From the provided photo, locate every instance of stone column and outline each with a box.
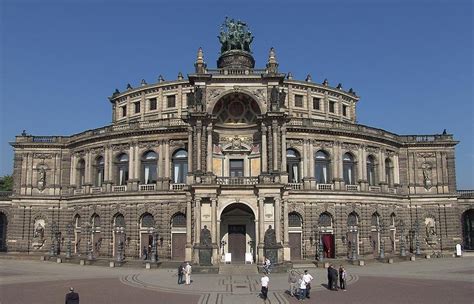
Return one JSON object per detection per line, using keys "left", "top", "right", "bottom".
{"left": 211, "top": 198, "right": 217, "bottom": 243}
{"left": 273, "top": 121, "right": 278, "bottom": 171}
{"left": 134, "top": 143, "right": 140, "bottom": 181}
{"left": 302, "top": 140, "right": 308, "bottom": 178}
{"left": 104, "top": 146, "right": 110, "bottom": 181}
{"left": 195, "top": 198, "right": 201, "bottom": 244}
{"left": 140, "top": 92, "right": 145, "bottom": 121}
{"left": 283, "top": 199, "right": 289, "bottom": 244}
{"left": 281, "top": 127, "right": 287, "bottom": 172}
{"left": 393, "top": 154, "right": 400, "bottom": 184}
{"left": 309, "top": 141, "right": 315, "bottom": 178}
{"left": 128, "top": 145, "right": 134, "bottom": 183}
{"left": 274, "top": 197, "right": 281, "bottom": 244}
{"left": 207, "top": 124, "right": 213, "bottom": 173}
{"left": 258, "top": 197, "right": 265, "bottom": 263}
{"left": 187, "top": 127, "right": 193, "bottom": 173}
{"left": 70, "top": 154, "right": 76, "bottom": 187}
{"left": 379, "top": 149, "right": 385, "bottom": 183}
{"left": 86, "top": 150, "right": 92, "bottom": 184}
{"left": 261, "top": 125, "right": 267, "bottom": 172}
{"left": 185, "top": 200, "right": 192, "bottom": 261}
{"left": 197, "top": 124, "right": 202, "bottom": 171}
{"left": 357, "top": 146, "right": 364, "bottom": 181}
{"left": 165, "top": 141, "right": 170, "bottom": 179}
{"left": 108, "top": 147, "right": 114, "bottom": 185}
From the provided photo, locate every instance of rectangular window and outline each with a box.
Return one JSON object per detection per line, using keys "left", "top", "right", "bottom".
{"left": 121, "top": 106, "right": 127, "bottom": 117}
{"left": 149, "top": 98, "right": 157, "bottom": 111}
{"left": 342, "top": 105, "right": 348, "bottom": 116}
{"left": 167, "top": 95, "right": 176, "bottom": 108}
{"left": 295, "top": 95, "right": 303, "bottom": 107}
{"left": 313, "top": 97, "right": 320, "bottom": 110}
{"left": 134, "top": 102, "right": 140, "bottom": 114}
{"left": 329, "top": 101, "right": 335, "bottom": 113}
{"left": 229, "top": 159, "right": 244, "bottom": 177}
{"left": 186, "top": 93, "right": 193, "bottom": 106}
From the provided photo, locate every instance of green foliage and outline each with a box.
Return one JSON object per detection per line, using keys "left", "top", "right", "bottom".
{"left": 0, "top": 175, "right": 13, "bottom": 191}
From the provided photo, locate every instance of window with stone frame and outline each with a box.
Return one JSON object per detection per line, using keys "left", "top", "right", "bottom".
{"left": 186, "top": 93, "right": 193, "bottom": 107}
{"left": 342, "top": 104, "right": 348, "bottom": 116}
{"left": 141, "top": 213, "right": 155, "bottom": 228}
{"left": 315, "top": 150, "right": 331, "bottom": 184}
{"left": 121, "top": 105, "right": 127, "bottom": 117}
{"left": 329, "top": 101, "right": 335, "bottom": 113}
{"left": 367, "top": 155, "right": 377, "bottom": 186}
{"left": 295, "top": 95, "right": 304, "bottom": 107}
{"left": 149, "top": 98, "right": 157, "bottom": 111}
{"left": 371, "top": 213, "right": 380, "bottom": 227}
{"left": 172, "top": 213, "right": 186, "bottom": 227}
{"left": 313, "top": 97, "right": 320, "bottom": 110}
{"left": 347, "top": 212, "right": 358, "bottom": 226}
{"left": 167, "top": 95, "right": 176, "bottom": 108}
{"left": 115, "top": 214, "right": 125, "bottom": 227}
{"left": 319, "top": 212, "right": 333, "bottom": 227}
{"left": 134, "top": 102, "right": 141, "bottom": 114}
{"left": 288, "top": 212, "right": 302, "bottom": 227}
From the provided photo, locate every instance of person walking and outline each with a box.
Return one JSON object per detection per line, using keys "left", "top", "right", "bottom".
{"left": 261, "top": 273, "right": 270, "bottom": 302}
{"left": 298, "top": 274, "right": 307, "bottom": 300}
{"left": 329, "top": 264, "right": 339, "bottom": 290}
{"left": 302, "top": 270, "right": 314, "bottom": 299}
{"left": 177, "top": 262, "right": 184, "bottom": 285}
{"left": 184, "top": 261, "right": 192, "bottom": 285}
{"left": 288, "top": 269, "right": 299, "bottom": 297}
{"left": 339, "top": 265, "right": 347, "bottom": 291}
{"left": 327, "top": 265, "right": 332, "bottom": 290}
{"left": 65, "top": 287, "right": 79, "bottom": 304}
{"left": 263, "top": 256, "right": 271, "bottom": 274}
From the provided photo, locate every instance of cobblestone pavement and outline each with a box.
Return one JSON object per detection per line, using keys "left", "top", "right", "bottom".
{"left": 0, "top": 257, "right": 472, "bottom": 304}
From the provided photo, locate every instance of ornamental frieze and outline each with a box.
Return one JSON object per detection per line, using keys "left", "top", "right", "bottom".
{"left": 341, "top": 142, "right": 359, "bottom": 151}
{"left": 138, "top": 141, "right": 160, "bottom": 149}
{"left": 170, "top": 140, "right": 185, "bottom": 147}
{"left": 112, "top": 143, "right": 130, "bottom": 151}
{"left": 207, "top": 88, "right": 224, "bottom": 101}
{"left": 312, "top": 140, "right": 334, "bottom": 148}
{"left": 90, "top": 147, "right": 105, "bottom": 154}
{"left": 365, "top": 146, "right": 379, "bottom": 153}
{"left": 33, "top": 153, "right": 54, "bottom": 159}
{"left": 73, "top": 150, "right": 86, "bottom": 157}
{"left": 417, "top": 152, "right": 436, "bottom": 158}
{"left": 386, "top": 150, "right": 397, "bottom": 157}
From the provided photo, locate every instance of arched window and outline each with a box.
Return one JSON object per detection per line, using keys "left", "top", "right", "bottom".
{"left": 91, "top": 214, "right": 101, "bottom": 228}
{"left": 287, "top": 149, "right": 301, "bottom": 183}
{"left": 141, "top": 151, "right": 158, "bottom": 184}
{"left": 172, "top": 150, "right": 188, "bottom": 184}
{"left": 141, "top": 213, "right": 155, "bottom": 228}
{"left": 319, "top": 212, "right": 333, "bottom": 228}
{"left": 343, "top": 153, "right": 356, "bottom": 185}
{"left": 347, "top": 212, "right": 359, "bottom": 227}
{"left": 115, "top": 153, "right": 129, "bottom": 186}
{"left": 94, "top": 156, "right": 105, "bottom": 187}
{"left": 172, "top": 213, "right": 186, "bottom": 227}
{"left": 288, "top": 212, "right": 302, "bottom": 227}
{"left": 367, "top": 155, "right": 377, "bottom": 186}
{"left": 315, "top": 151, "right": 331, "bottom": 184}
{"left": 385, "top": 158, "right": 394, "bottom": 187}
{"left": 371, "top": 212, "right": 380, "bottom": 227}
{"left": 77, "top": 159, "right": 86, "bottom": 188}
{"left": 390, "top": 213, "right": 396, "bottom": 227}
{"left": 114, "top": 214, "right": 125, "bottom": 227}
{"left": 74, "top": 214, "right": 81, "bottom": 228}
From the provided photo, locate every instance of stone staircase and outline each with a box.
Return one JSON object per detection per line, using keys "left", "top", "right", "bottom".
{"left": 218, "top": 264, "right": 258, "bottom": 275}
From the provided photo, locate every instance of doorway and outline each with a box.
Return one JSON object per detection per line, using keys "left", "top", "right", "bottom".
{"left": 321, "top": 234, "right": 335, "bottom": 258}
{"left": 228, "top": 225, "right": 246, "bottom": 262}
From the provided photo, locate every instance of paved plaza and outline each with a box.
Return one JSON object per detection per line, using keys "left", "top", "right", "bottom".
{"left": 0, "top": 257, "right": 473, "bottom": 304}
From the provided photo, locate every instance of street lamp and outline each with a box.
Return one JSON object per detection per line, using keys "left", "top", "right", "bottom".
{"left": 379, "top": 220, "right": 386, "bottom": 259}
{"left": 66, "top": 222, "right": 73, "bottom": 258}
{"left": 150, "top": 227, "right": 158, "bottom": 263}
{"left": 414, "top": 219, "right": 421, "bottom": 255}
{"left": 399, "top": 220, "right": 406, "bottom": 257}
{"left": 115, "top": 226, "right": 125, "bottom": 262}
{"left": 85, "top": 222, "right": 94, "bottom": 261}
{"left": 49, "top": 221, "right": 59, "bottom": 256}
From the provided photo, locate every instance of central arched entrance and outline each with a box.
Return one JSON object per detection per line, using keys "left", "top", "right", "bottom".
{"left": 220, "top": 203, "right": 256, "bottom": 263}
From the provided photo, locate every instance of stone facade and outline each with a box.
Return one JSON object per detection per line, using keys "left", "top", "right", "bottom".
{"left": 1, "top": 23, "right": 473, "bottom": 264}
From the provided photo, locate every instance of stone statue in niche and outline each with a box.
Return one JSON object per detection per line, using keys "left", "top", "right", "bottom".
{"left": 194, "top": 86, "right": 204, "bottom": 112}
{"left": 421, "top": 162, "right": 432, "bottom": 190}
{"left": 424, "top": 217, "right": 437, "bottom": 244}
{"left": 37, "top": 167, "right": 46, "bottom": 190}
{"left": 200, "top": 225, "right": 212, "bottom": 246}
{"left": 264, "top": 225, "right": 277, "bottom": 247}
{"left": 32, "top": 219, "right": 46, "bottom": 249}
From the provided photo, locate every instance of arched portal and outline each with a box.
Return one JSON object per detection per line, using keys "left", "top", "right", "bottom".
{"left": 220, "top": 203, "right": 256, "bottom": 263}
{"left": 0, "top": 212, "right": 7, "bottom": 251}
{"left": 212, "top": 92, "right": 262, "bottom": 126}
{"left": 462, "top": 209, "right": 474, "bottom": 250}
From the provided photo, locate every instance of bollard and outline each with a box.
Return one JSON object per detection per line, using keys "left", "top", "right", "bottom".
{"left": 388, "top": 258, "right": 394, "bottom": 264}
{"left": 425, "top": 254, "right": 431, "bottom": 259}
{"left": 40, "top": 256, "right": 46, "bottom": 261}
{"left": 410, "top": 256, "right": 416, "bottom": 261}
{"left": 145, "top": 262, "right": 151, "bottom": 269}
{"left": 109, "top": 261, "right": 115, "bottom": 268}
{"left": 79, "top": 260, "right": 85, "bottom": 266}
{"left": 56, "top": 258, "right": 62, "bottom": 263}
{"left": 358, "top": 260, "right": 365, "bottom": 266}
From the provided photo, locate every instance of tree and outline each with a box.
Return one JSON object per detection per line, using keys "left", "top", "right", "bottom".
{"left": 0, "top": 175, "right": 13, "bottom": 191}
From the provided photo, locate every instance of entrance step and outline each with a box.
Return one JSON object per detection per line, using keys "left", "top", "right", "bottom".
{"left": 219, "top": 264, "right": 258, "bottom": 275}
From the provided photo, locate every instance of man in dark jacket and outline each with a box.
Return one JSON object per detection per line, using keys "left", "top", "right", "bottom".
{"left": 329, "top": 265, "right": 339, "bottom": 290}
{"left": 65, "top": 287, "right": 79, "bottom": 304}
{"left": 327, "top": 265, "right": 333, "bottom": 290}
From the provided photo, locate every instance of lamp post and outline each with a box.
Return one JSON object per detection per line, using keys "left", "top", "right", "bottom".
{"left": 314, "top": 225, "right": 323, "bottom": 262}
{"left": 399, "top": 220, "right": 406, "bottom": 257}
{"left": 85, "top": 222, "right": 94, "bottom": 261}
{"left": 220, "top": 240, "right": 227, "bottom": 256}
{"left": 414, "top": 219, "right": 421, "bottom": 255}
{"left": 379, "top": 220, "right": 385, "bottom": 259}
{"left": 50, "top": 221, "right": 59, "bottom": 256}
{"left": 66, "top": 223, "right": 73, "bottom": 258}
{"left": 150, "top": 228, "right": 158, "bottom": 263}
{"left": 115, "top": 226, "right": 125, "bottom": 262}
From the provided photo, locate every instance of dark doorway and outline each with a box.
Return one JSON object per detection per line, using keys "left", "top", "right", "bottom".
{"left": 289, "top": 233, "right": 301, "bottom": 260}
{"left": 321, "top": 234, "right": 335, "bottom": 258}
{"left": 228, "top": 225, "right": 246, "bottom": 262}
{"left": 172, "top": 233, "right": 186, "bottom": 260}
{"left": 463, "top": 209, "right": 474, "bottom": 250}
{"left": 0, "top": 213, "right": 6, "bottom": 252}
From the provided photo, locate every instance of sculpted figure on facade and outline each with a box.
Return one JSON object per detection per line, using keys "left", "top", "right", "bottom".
{"left": 421, "top": 162, "right": 432, "bottom": 190}
{"left": 264, "top": 225, "right": 277, "bottom": 246}
{"left": 32, "top": 219, "right": 46, "bottom": 249}
{"left": 218, "top": 17, "right": 254, "bottom": 53}
{"left": 37, "top": 167, "right": 46, "bottom": 190}
{"left": 200, "top": 225, "right": 212, "bottom": 246}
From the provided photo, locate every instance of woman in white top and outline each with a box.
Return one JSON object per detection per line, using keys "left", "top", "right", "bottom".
{"left": 298, "top": 275, "right": 307, "bottom": 300}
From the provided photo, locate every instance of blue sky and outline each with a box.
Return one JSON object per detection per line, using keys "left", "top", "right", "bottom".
{"left": 1, "top": 0, "right": 473, "bottom": 188}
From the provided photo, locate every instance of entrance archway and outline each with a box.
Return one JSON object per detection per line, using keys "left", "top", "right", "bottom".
{"left": 462, "top": 209, "right": 474, "bottom": 250}
{"left": 220, "top": 203, "right": 256, "bottom": 263}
